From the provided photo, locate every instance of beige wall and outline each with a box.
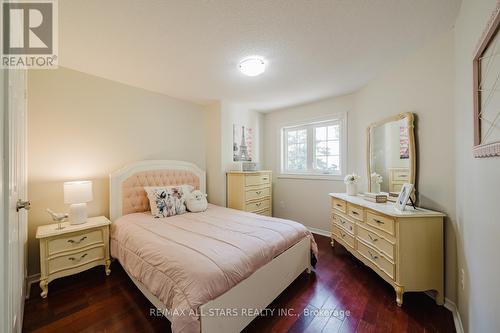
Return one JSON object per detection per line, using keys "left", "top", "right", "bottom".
{"left": 354, "top": 31, "right": 457, "bottom": 304}
{"left": 263, "top": 94, "right": 355, "bottom": 232}
{"left": 263, "top": 31, "right": 457, "bottom": 302}
{"left": 205, "top": 102, "right": 263, "bottom": 206}
{"left": 27, "top": 67, "right": 206, "bottom": 275}
{"left": 454, "top": 0, "right": 500, "bottom": 331}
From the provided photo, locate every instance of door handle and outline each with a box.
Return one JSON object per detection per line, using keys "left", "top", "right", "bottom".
{"left": 16, "top": 199, "right": 31, "bottom": 212}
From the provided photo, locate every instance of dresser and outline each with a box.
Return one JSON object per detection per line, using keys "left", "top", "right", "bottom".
{"left": 329, "top": 193, "right": 445, "bottom": 306}
{"left": 227, "top": 171, "right": 272, "bottom": 216}
{"left": 388, "top": 167, "right": 410, "bottom": 192}
{"left": 36, "top": 216, "right": 111, "bottom": 298}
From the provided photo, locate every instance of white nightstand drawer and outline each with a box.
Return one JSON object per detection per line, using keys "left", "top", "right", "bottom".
{"left": 48, "top": 229, "right": 104, "bottom": 255}
{"left": 37, "top": 216, "right": 111, "bottom": 298}
{"left": 48, "top": 246, "right": 105, "bottom": 275}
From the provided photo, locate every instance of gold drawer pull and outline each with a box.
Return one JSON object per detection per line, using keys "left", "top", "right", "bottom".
{"left": 352, "top": 211, "right": 359, "bottom": 215}
{"left": 68, "top": 236, "right": 87, "bottom": 244}
{"left": 340, "top": 232, "right": 346, "bottom": 238}
{"left": 373, "top": 219, "right": 385, "bottom": 224}
{"left": 68, "top": 253, "right": 88, "bottom": 262}
{"left": 262, "top": 177, "right": 268, "bottom": 181}
{"left": 368, "top": 251, "right": 378, "bottom": 260}
{"left": 368, "top": 234, "right": 378, "bottom": 242}
{"left": 340, "top": 219, "right": 346, "bottom": 224}
{"left": 336, "top": 203, "right": 342, "bottom": 207}
{"left": 256, "top": 202, "right": 262, "bottom": 207}
{"left": 256, "top": 191, "right": 262, "bottom": 195}
{"left": 399, "top": 174, "right": 408, "bottom": 178}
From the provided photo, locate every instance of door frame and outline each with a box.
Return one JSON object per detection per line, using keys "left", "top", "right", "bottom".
{"left": 1, "top": 68, "right": 8, "bottom": 333}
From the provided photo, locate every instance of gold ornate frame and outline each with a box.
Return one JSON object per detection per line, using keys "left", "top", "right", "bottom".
{"left": 366, "top": 112, "right": 416, "bottom": 201}
{"left": 473, "top": 1, "right": 500, "bottom": 158}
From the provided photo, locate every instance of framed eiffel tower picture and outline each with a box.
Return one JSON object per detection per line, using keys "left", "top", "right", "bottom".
{"left": 233, "top": 124, "right": 253, "bottom": 162}
{"left": 473, "top": 1, "right": 500, "bottom": 158}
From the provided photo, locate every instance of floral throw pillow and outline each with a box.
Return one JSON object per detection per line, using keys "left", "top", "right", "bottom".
{"left": 145, "top": 185, "right": 193, "bottom": 218}
{"left": 164, "top": 185, "right": 193, "bottom": 215}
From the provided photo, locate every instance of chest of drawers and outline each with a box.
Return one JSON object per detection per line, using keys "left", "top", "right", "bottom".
{"left": 227, "top": 171, "right": 272, "bottom": 216}
{"left": 329, "top": 193, "right": 445, "bottom": 306}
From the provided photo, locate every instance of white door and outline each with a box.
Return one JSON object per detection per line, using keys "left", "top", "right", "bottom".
{"left": 5, "top": 69, "right": 28, "bottom": 333}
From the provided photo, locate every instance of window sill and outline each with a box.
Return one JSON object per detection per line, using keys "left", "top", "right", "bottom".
{"left": 277, "top": 173, "right": 344, "bottom": 181}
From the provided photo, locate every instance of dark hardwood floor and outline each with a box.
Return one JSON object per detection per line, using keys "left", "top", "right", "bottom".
{"left": 23, "top": 235, "right": 455, "bottom": 333}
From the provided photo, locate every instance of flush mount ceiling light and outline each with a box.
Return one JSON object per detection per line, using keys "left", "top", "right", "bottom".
{"left": 238, "top": 56, "right": 266, "bottom": 76}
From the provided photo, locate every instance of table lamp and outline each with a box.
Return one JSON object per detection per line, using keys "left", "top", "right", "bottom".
{"left": 64, "top": 180, "right": 93, "bottom": 225}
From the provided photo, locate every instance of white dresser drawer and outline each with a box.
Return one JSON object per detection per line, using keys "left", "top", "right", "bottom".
{"left": 332, "top": 225, "right": 355, "bottom": 249}
{"left": 245, "top": 187, "right": 271, "bottom": 202}
{"left": 48, "top": 246, "right": 105, "bottom": 275}
{"left": 48, "top": 229, "right": 104, "bottom": 256}
{"left": 357, "top": 224, "right": 395, "bottom": 260}
{"left": 393, "top": 169, "right": 409, "bottom": 181}
{"left": 347, "top": 203, "right": 364, "bottom": 221}
{"left": 366, "top": 211, "right": 395, "bottom": 236}
{"left": 333, "top": 213, "right": 355, "bottom": 235}
{"left": 245, "top": 173, "right": 271, "bottom": 187}
{"left": 357, "top": 240, "right": 395, "bottom": 280}
{"left": 255, "top": 208, "right": 271, "bottom": 217}
{"left": 332, "top": 198, "right": 347, "bottom": 213}
{"left": 245, "top": 198, "right": 270, "bottom": 212}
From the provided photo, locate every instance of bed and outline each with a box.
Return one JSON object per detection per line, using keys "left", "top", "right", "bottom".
{"left": 109, "top": 160, "right": 317, "bottom": 333}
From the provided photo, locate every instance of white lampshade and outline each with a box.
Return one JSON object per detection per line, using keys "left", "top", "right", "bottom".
{"left": 64, "top": 181, "right": 93, "bottom": 204}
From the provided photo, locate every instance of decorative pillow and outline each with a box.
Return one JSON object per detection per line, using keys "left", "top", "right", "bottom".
{"left": 186, "top": 190, "right": 208, "bottom": 213}
{"left": 145, "top": 185, "right": 193, "bottom": 218}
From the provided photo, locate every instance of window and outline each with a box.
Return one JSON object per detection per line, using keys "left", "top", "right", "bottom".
{"left": 281, "top": 117, "right": 345, "bottom": 177}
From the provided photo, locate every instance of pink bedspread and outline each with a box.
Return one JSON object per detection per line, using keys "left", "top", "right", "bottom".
{"left": 110, "top": 204, "right": 318, "bottom": 333}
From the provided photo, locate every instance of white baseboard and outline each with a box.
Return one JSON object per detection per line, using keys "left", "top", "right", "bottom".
{"left": 26, "top": 273, "right": 40, "bottom": 300}
{"left": 444, "top": 298, "right": 464, "bottom": 333}
{"left": 424, "top": 291, "right": 464, "bottom": 333}
{"left": 307, "top": 227, "right": 330, "bottom": 237}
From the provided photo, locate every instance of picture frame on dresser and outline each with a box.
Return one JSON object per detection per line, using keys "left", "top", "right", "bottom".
{"left": 395, "top": 183, "right": 414, "bottom": 211}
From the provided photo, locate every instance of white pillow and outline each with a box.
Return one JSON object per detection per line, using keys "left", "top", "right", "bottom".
{"left": 145, "top": 185, "right": 193, "bottom": 218}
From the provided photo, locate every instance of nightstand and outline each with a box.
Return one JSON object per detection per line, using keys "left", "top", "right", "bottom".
{"left": 36, "top": 216, "right": 111, "bottom": 298}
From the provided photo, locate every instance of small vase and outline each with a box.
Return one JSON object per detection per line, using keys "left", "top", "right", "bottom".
{"left": 346, "top": 183, "right": 358, "bottom": 196}
{"left": 372, "top": 183, "right": 381, "bottom": 193}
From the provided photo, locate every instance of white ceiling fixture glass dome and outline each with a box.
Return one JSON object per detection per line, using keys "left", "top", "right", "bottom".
{"left": 238, "top": 56, "right": 266, "bottom": 76}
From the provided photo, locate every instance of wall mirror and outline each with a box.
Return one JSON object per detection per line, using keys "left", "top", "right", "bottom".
{"left": 367, "top": 112, "right": 416, "bottom": 199}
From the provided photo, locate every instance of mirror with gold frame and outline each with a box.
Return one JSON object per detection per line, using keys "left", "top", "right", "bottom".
{"left": 367, "top": 112, "right": 416, "bottom": 200}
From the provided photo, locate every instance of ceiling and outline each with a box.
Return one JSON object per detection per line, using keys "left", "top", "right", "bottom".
{"left": 59, "top": 0, "right": 461, "bottom": 112}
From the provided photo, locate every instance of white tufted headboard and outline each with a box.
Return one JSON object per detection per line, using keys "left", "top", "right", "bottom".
{"left": 109, "top": 160, "right": 206, "bottom": 221}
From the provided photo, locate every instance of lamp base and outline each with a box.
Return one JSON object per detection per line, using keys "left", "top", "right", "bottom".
{"left": 69, "top": 203, "right": 88, "bottom": 225}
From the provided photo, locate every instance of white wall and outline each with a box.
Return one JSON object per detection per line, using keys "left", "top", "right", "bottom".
{"left": 204, "top": 102, "right": 224, "bottom": 206}
{"left": 27, "top": 67, "right": 206, "bottom": 275}
{"left": 263, "top": 31, "right": 457, "bottom": 302}
{"left": 263, "top": 94, "right": 355, "bottom": 232}
{"left": 205, "top": 102, "right": 263, "bottom": 206}
{"left": 454, "top": 0, "right": 500, "bottom": 331}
